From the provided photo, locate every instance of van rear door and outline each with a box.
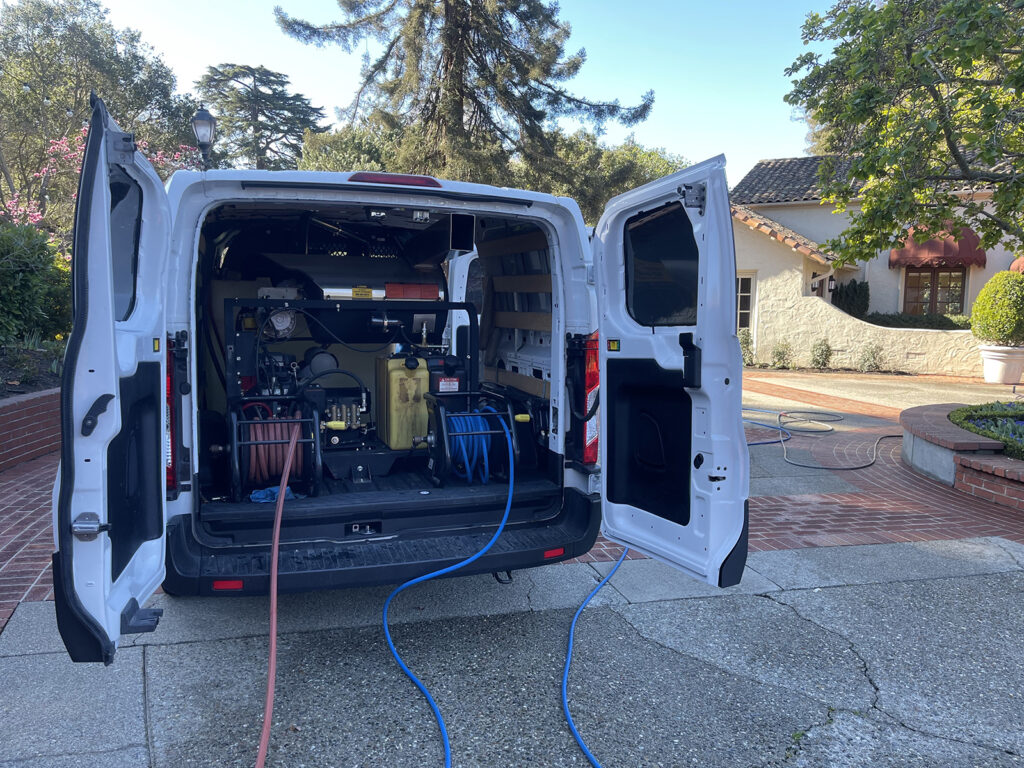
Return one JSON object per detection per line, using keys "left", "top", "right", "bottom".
{"left": 53, "top": 95, "right": 172, "bottom": 663}
{"left": 592, "top": 156, "right": 748, "bottom": 587}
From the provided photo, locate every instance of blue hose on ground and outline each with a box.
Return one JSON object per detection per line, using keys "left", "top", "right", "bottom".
{"left": 562, "top": 546, "right": 630, "bottom": 768}
{"left": 382, "top": 408, "right": 513, "bottom": 768}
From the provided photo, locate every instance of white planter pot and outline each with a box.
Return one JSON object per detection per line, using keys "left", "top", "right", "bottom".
{"left": 978, "top": 344, "right": 1024, "bottom": 384}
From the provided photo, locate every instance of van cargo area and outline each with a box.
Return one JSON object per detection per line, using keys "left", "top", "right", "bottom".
{"left": 191, "top": 201, "right": 568, "bottom": 549}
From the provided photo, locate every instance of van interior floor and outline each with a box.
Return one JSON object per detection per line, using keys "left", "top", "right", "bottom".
{"left": 198, "top": 466, "right": 561, "bottom": 544}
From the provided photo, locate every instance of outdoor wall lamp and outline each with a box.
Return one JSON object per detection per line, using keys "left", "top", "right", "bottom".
{"left": 828, "top": 275, "right": 837, "bottom": 292}
{"left": 190, "top": 105, "right": 216, "bottom": 169}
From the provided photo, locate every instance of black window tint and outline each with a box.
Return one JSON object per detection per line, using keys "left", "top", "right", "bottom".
{"left": 624, "top": 201, "right": 699, "bottom": 326}
{"left": 109, "top": 166, "right": 142, "bottom": 321}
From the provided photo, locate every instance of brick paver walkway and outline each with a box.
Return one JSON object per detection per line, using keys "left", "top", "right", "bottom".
{"left": 4, "top": 377, "right": 1024, "bottom": 633}
{"left": 0, "top": 453, "right": 57, "bottom": 628}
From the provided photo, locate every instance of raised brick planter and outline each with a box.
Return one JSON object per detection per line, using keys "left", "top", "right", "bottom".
{"left": 899, "top": 403, "right": 1003, "bottom": 486}
{"left": 955, "top": 454, "right": 1024, "bottom": 511}
{"left": 0, "top": 388, "right": 61, "bottom": 472}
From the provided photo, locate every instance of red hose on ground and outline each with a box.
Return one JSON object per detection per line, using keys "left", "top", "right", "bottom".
{"left": 255, "top": 423, "right": 300, "bottom": 768}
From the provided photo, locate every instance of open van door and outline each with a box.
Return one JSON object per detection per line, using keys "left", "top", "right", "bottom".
{"left": 592, "top": 155, "right": 748, "bottom": 587}
{"left": 53, "top": 95, "right": 172, "bottom": 663}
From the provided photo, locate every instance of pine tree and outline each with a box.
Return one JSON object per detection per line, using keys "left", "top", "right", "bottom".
{"left": 196, "top": 64, "right": 327, "bottom": 170}
{"left": 274, "top": 0, "right": 654, "bottom": 180}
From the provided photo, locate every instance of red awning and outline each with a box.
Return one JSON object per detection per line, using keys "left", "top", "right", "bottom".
{"left": 889, "top": 226, "right": 986, "bottom": 268}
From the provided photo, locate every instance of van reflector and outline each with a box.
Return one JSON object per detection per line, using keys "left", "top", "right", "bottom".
{"left": 543, "top": 547, "right": 565, "bottom": 559}
{"left": 166, "top": 341, "right": 176, "bottom": 491}
{"left": 385, "top": 282, "right": 440, "bottom": 299}
{"left": 349, "top": 171, "right": 442, "bottom": 188}
{"left": 212, "top": 579, "right": 244, "bottom": 591}
{"left": 583, "top": 331, "right": 600, "bottom": 466}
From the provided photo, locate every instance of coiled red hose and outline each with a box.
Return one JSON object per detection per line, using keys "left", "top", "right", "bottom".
{"left": 246, "top": 413, "right": 304, "bottom": 487}
{"left": 254, "top": 423, "right": 300, "bottom": 768}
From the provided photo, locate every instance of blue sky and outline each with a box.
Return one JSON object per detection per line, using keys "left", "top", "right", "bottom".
{"left": 98, "top": 0, "right": 834, "bottom": 186}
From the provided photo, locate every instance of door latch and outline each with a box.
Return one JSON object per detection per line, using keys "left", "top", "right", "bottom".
{"left": 678, "top": 182, "right": 706, "bottom": 216}
{"left": 71, "top": 512, "right": 110, "bottom": 541}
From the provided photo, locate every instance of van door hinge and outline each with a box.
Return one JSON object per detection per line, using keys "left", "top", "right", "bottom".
{"left": 106, "top": 130, "right": 136, "bottom": 165}
{"left": 71, "top": 512, "right": 110, "bottom": 541}
{"left": 679, "top": 183, "right": 706, "bottom": 216}
{"left": 586, "top": 264, "right": 595, "bottom": 285}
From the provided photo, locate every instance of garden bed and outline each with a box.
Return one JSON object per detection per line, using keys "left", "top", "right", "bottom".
{"left": 949, "top": 402, "right": 1024, "bottom": 460}
{"left": 0, "top": 346, "right": 62, "bottom": 400}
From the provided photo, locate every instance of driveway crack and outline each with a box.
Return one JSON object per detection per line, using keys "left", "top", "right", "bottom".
{"left": 765, "top": 594, "right": 1021, "bottom": 759}
{"left": 993, "top": 538, "right": 1024, "bottom": 570}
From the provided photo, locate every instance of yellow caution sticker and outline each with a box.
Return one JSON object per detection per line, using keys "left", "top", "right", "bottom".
{"left": 352, "top": 286, "right": 373, "bottom": 299}
{"left": 153, "top": 338, "right": 160, "bottom": 353}
{"left": 607, "top": 339, "right": 620, "bottom": 352}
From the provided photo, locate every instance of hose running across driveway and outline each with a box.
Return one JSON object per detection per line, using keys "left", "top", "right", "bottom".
{"left": 743, "top": 407, "right": 901, "bottom": 471}
{"left": 254, "top": 423, "right": 300, "bottom": 768}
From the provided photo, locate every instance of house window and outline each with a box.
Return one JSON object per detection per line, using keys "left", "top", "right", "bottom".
{"left": 903, "top": 267, "right": 966, "bottom": 315}
{"left": 736, "top": 273, "right": 755, "bottom": 330}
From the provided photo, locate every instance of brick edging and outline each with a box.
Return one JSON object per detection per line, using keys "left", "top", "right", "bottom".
{"left": 0, "top": 387, "right": 61, "bottom": 472}
{"left": 899, "top": 403, "right": 1004, "bottom": 452}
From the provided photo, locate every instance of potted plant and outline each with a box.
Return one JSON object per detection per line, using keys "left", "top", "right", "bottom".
{"left": 971, "top": 270, "right": 1024, "bottom": 384}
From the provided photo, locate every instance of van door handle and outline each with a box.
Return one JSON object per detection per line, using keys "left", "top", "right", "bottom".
{"left": 678, "top": 333, "right": 701, "bottom": 389}
{"left": 81, "top": 393, "right": 115, "bottom": 436}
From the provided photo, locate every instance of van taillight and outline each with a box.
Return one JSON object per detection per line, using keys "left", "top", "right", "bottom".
{"left": 583, "top": 331, "right": 600, "bottom": 465}
{"left": 166, "top": 340, "right": 176, "bottom": 491}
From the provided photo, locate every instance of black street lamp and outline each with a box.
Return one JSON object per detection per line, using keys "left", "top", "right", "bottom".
{"left": 190, "top": 105, "right": 216, "bottom": 169}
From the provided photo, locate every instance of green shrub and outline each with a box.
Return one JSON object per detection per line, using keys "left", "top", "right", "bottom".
{"left": 949, "top": 401, "right": 1024, "bottom": 460}
{"left": 864, "top": 312, "right": 970, "bottom": 330}
{"left": 858, "top": 342, "right": 884, "bottom": 372}
{"left": 738, "top": 328, "right": 754, "bottom": 366}
{"left": 831, "top": 278, "right": 870, "bottom": 318}
{"left": 971, "top": 271, "right": 1024, "bottom": 346}
{"left": 0, "top": 221, "right": 60, "bottom": 344}
{"left": 810, "top": 338, "right": 832, "bottom": 369}
{"left": 770, "top": 341, "right": 793, "bottom": 369}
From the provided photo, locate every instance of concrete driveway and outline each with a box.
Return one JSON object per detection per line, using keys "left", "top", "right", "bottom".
{"left": 1, "top": 536, "right": 1023, "bottom": 767}
{"left": 3, "top": 371, "right": 1024, "bottom": 766}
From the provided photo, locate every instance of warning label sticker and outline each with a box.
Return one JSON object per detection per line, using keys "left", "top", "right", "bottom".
{"left": 438, "top": 377, "right": 460, "bottom": 392}
{"left": 352, "top": 286, "right": 373, "bottom": 298}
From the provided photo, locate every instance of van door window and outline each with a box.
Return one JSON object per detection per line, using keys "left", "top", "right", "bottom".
{"left": 109, "top": 166, "right": 143, "bottom": 320}
{"left": 624, "top": 201, "right": 699, "bottom": 327}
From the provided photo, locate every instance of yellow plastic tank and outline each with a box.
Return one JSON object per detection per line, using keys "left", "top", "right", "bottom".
{"left": 376, "top": 356, "right": 429, "bottom": 450}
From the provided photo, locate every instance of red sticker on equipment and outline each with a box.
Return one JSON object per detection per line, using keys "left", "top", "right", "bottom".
{"left": 438, "top": 377, "right": 459, "bottom": 392}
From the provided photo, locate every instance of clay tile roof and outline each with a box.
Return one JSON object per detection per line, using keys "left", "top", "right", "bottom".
{"left": 731, "top": 204, "right": 832, "bottom": 265}
{"left": 730, "top": 156, "right": 854, "bottom": 205}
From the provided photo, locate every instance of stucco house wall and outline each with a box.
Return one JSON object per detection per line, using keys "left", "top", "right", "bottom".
{"left": 744, "top": 198, "right": 1017, "bottom": 317}
{"left": 734, "top": 220, "right": 982, "bottom": 376}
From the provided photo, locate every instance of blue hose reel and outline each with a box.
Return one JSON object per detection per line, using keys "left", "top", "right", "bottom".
{"left": 422, "top": 392, "right": 520, "bottom": 485}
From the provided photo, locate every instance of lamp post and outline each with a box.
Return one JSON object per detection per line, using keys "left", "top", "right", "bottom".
{"left": 190, "top": 105, "right": 216, "bottom": 170}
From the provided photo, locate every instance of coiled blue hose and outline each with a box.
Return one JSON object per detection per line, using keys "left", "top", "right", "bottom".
{"left": 382, "top": 408, "right": 513, "bottom": 768}
{"left": 562, "top": 546, "right": 630, "bottom": 767}
{"left": 447, "top": 413, "right": 492, "bottom": 484}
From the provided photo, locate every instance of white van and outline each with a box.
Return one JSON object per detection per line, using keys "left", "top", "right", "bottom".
{"left": 53, "top": 96, "right": 748, "bottom": 663}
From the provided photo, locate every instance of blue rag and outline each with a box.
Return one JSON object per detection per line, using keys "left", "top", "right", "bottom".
{"left": 249, "top": 486, "right": 304, "bottom": 503}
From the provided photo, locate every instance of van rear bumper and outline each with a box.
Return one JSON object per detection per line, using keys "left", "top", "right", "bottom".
{"left": 163, "top": 488, "right": 600, "bottom": 596}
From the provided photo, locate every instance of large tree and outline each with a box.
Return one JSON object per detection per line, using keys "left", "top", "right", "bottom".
{"left": 786, "top": 0, "right": 1024, "bottom": 263}
{"left": 0, "top": 0, "right": 197, "bottom": 222}
{"left": 196, "top": 64, "right": 327, "bottom": 170}
{"left": 275, "top": 0, "right": 654, "bottom": 181}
